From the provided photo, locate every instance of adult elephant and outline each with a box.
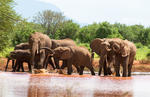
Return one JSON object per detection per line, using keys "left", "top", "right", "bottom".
{"left": 29, "top": 32, "right": 52, "bottom": 69}
{"left": 90, "top": 38, "right": 113, "bottom": 76}
{"left": 109, "top": 39, "right": 136, "bottom": 77}
{"left": 47, "top": 39, "right": 76, "bottom": 69}
{"left": 41, "top": 46, "right": 95, "bottom": 75}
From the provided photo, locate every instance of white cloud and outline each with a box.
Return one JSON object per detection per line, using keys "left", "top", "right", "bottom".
{"left": 38, "top": 0, "right": 150, "bottom": 26}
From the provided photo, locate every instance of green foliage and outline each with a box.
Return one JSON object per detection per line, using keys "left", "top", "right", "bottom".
{"left": 96, "top": 22, "right": 123, "bottom": 39}
{"left": 12, "top": 19, "right": 43, "bottom": 46}
{"left": 78, "top": 23, "right": 99, "bottom": 43}
{"left": 56, "top": 20, "right": 79, "bottom": 40}
{"left": 0, "top": 0, "right": 19, "bottom": 51}
{"left": 135, "top": 46, "right": 150, "bottom": 60}
{"left": 0, "top": 47, "right": 14, "bottom": 58}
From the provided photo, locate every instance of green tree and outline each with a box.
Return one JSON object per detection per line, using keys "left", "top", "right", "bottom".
{"left": 56, "top": 20, "right": 79, "bottom": 40}
{"left": 96, "top": 22, "right": 123, "bottom": 39}
{"left": 0, "top": 0, "right": 19, "bottom": 51}
{"left": 78, "top": 23, "right": 99, "bottom": 43}
{"left": 33, "top": 10, "right": 65, "bottom": 38}
{"left": 12, "top": 19, "right": 43, "bottom": 45}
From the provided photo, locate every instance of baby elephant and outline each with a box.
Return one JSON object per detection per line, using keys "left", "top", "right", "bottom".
{"left": 9, "top": 49, "right": 31, "bottom": 72}
{"left": 42, "top": 46, "right": 95, "bottom": 75}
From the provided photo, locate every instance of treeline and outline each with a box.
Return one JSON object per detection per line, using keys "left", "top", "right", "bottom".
{"left": 1, "top": 0, "right": 150, "bottom": 52}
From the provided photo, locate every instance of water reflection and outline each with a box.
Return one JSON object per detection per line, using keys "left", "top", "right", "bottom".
{"left": 0, "top": 72, "right": 150, "bottom": 97}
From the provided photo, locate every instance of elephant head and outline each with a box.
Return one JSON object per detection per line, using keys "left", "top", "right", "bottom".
{"left": 41, "top": 47, "right": 73, "bottom": 60}
{"left": 111, "top": 39, "right": 130, "bottom": 57}
{"left": 90, "top": 38, "right": 111, "bottom": 56}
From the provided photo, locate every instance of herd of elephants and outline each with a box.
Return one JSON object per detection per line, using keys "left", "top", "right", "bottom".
{"left": 5, "top": 32, "right": 136, "bottom": 77}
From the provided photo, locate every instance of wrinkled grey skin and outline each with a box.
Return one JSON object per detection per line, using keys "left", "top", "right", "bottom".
{"left": 42, "top": 46, "right": 95, "bottom": 75}
{"left": 29, "top": 32, "right": 52, "bottom": 69}
{"left": 108, "top": 38, "right": 136, "bottom": 77}
{"left": 47, "top": 39, "right": 76, "bottom": 69}
{"left": 90, "top": 38, "right": 113, "bottom": 76}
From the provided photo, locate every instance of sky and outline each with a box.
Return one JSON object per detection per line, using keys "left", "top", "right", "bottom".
{"left": 14, "top": 0, "right": 150, "bottom": 27}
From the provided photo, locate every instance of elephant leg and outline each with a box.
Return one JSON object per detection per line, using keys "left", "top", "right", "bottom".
{"left": 43, "top": 55, "right": 49, "bottom": 68}
{"left": 21, "top": 62, "right": 24, "bottom": 72}
{"left": 128, "top": 64, "right": 132, "bottom": 77}
{"left": 28, "top": 62, "right": 32, "bottom": 72}
{"left": 128, "top": 59, "right": 134, "bottom": 77}
{"left": 79, "top": 66, "right": 84, "bottom": 75}
{"left": 114, "top": 57, "right": 120, "bottom": 77}
{"left": 86, "top": 64, "right": 95, "bottom": 75}
{"left": 107, "top": 67, "right": 112, "bottom": 75}
{"left": 74, "top": 65, "right": 80, "bottom": 73}
{"left": 122, "top": 56, "right": 129, "bottom": 77}
{"left": 13, "top": 60, "right": 18, "bottom": 72}
{"left": 54, "top": 58, "right": 60, "bottom": 69}
{"left": 48, "top": 57, "right": 56, "bottom": 70}
{"left": 103, "top": 60, "right": 108, "bottom": 76}
{"left": 5, "top": 58, "right": 10, "bottom": 71}
{"left": 17, "top": 61, "right": 21, "bottom": 72}
{"left": 98, "top": 59, "right": 103, "bottom": 76}
{"left": 12, "top": 60, "right": 15, "bottom": 69}
{"left": 67, "top": 60, "right": 72, "bottom": 75}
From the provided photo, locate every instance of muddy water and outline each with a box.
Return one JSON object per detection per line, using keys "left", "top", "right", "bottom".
{"left": 0, "top": 72, "right": 150, "bottom": 97}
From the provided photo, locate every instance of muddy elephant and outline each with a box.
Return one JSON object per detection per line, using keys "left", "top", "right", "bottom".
{"left": 29, "top": 32, "right": 52, "bottom": 69}
{"left": 5, "top": 42, "right": 30, "bottom": 71}
{"left": 14, "top": 42, "right": 30, "bottom": 50}
{"left": 90, "top": 38, "right": 113, "bottom": 76}
{"left": 5, "top": 49, "right": 31, "bottom": 72}
{"left": 108, "top": 39, "right": 136, "bottom": 77}
{"left": 41, "top": 46, "right": 95, "bottom": 75}
{"left": 46, "top": 39, "right": 77, "bottom": 69}
{"left": 5, "top": 49, "right": 56, "bottom": 72}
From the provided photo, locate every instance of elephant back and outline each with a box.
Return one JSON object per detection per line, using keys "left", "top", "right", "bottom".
{"left": 51, "top": 39, "right": 76, "bottom": 49}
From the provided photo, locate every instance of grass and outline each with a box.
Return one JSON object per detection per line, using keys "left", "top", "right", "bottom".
{"left": 135, "top": 46, "right": 150, "bottom": 60}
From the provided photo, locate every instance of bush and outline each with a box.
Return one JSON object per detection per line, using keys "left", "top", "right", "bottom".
{"left": 135, "top": 43, "right": 144, "bottom": 48}
{"left": 135, "top": 46, "right": 150, "bottom": 60}
{"left": 0, "top": 47, "right": 14, "bottom": 58}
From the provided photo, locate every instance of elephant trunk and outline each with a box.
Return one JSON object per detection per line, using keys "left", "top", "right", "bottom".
{"left": 30, "top": 42, "right": 38, "bottom": 68}
{"left": 40, "top": 47, "right": 54, "bottom": 55}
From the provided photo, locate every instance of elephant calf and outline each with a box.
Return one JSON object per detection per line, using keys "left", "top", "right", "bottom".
{"left": 42, "top": 46, "right": 95, "bottom": 75}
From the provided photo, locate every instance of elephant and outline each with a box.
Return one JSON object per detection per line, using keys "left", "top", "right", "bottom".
{"left": 14, "top": 42, "right": 30, "bottom": 50}
{"left": 45, "top": 39, "right": 77, "bottom": 69}
{"left": 90, "top": 38, "right": 113, "bottom": 76}
{"left": 6, "top": 49, "right": 32, "bottom": 72}
{"left": 5, "top": 49, "right": 56, "bottom": 72}
{"left": 41, "top": 46, "right": 95, "bottom": 75}
{"left": 29, "top": 32, "right": 52, "bottom": 69}
{"left": 108, "top": 38, "right": 136, "bottom": 77}
{"left": 5, "top": 42, "right": 30, "bottom": 71}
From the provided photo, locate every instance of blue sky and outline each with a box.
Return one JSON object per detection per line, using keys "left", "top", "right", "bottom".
{"left": 14, "top": 0, "right": 150, "bottom": 27}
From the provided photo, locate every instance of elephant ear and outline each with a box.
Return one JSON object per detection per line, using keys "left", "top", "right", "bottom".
{"left": 60, "top": 47, "right": 72, "bottom": 60}
{"left": 90, "top": 38, "right": 105, "bottom": 55}
{"left": 121, "top": 46, "right": 130, "bottom": 57}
